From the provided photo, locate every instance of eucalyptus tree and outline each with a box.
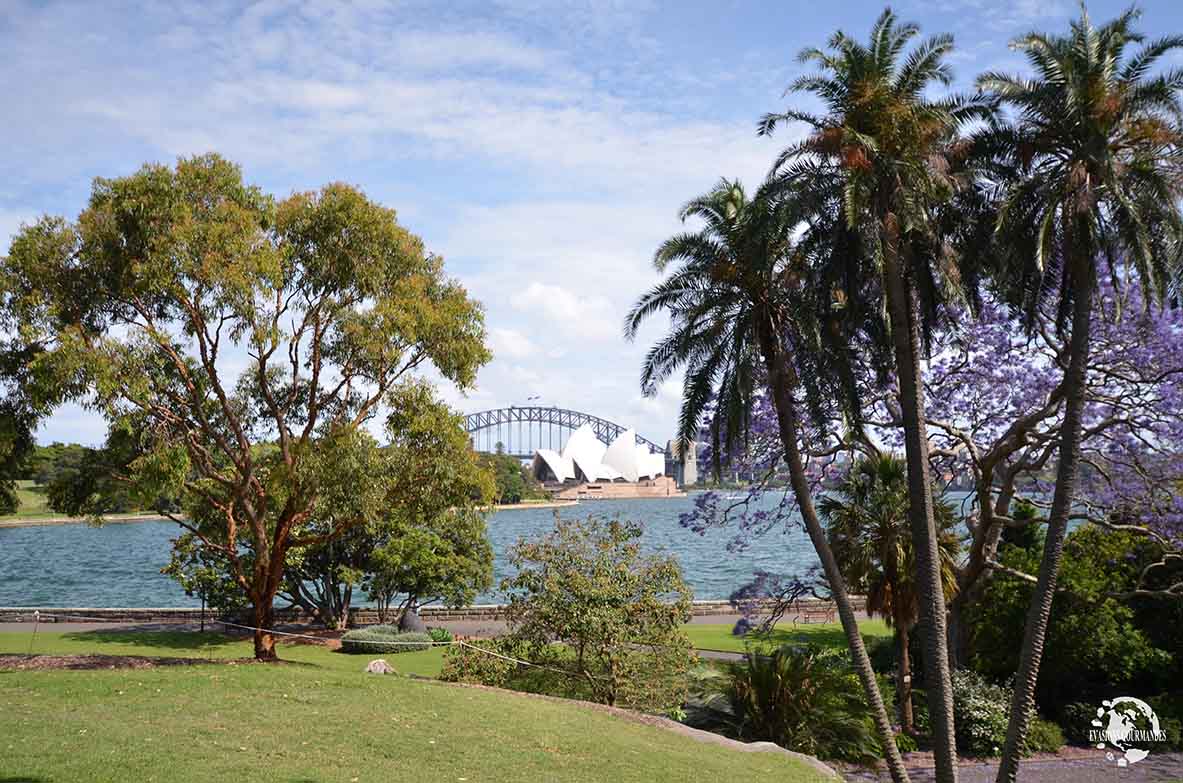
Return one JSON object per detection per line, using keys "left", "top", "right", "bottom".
{"left": 1, "top": 154, "right": 489, "bottom": 659}
{"left": 975, "top": 9, "right": 1183, "bottom": 779}
{"left": 758, "top": 11, "right": 992, "bottom": 779}
{"left": 626, "top": 179, "right": 912, "bottom": 783}
{"left": 821, "top": 452, "right": 961, "bottom": 734}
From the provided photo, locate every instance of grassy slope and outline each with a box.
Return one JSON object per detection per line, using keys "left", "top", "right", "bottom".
{"left": 684, "top": 618, "right": 891, "bottom": 653}
{"left": 0, "top": 480, "right": 150, "bottom": 522}
{"left": 0, "top": 631, "right": 834, "bottom": 782}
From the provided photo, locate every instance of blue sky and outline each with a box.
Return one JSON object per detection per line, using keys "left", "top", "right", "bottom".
{"left": 2, "top": 0, "right": 1178, "bottom": 446}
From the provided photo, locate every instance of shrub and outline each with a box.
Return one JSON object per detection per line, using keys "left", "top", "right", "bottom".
{"left": 969, "top": 527, "right": 1176, "bottom": 716}
{"left": 427, "top": 627, "right": 454, "bottom": 643}
{"left": 1060, "top": 702, "right": 1096, "bottom": 745}
{"left": 340, "top": 627, "right": 432, "bottom": 654}
{"left": 440, "top": 638, "right": 524, "bottom": 687}
{"left": 894, "top": 732, "right": 918, "bottom": 753}
{"left": 951, "top": 670, "right": 1011, "bottom": 757}
{"left": 1024, "top": 717, "right": 1065, "bottom": 754}
{"left": 1147, "top": 693, "right": 1183, "bottom": 751}
{"left": 723, "top": 645, "right": 881, "bottom": 763}
{"left": 501, "top": 517, "right": 695, "bottom": 714}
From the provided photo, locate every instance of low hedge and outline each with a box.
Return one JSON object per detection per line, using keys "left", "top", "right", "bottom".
{"left": 340, "top": 626, "right": 433, "bottom": 654}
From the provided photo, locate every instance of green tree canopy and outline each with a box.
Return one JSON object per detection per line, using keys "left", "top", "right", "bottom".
{"left": 1, "top": 154, "right": 489, "bottom": 658}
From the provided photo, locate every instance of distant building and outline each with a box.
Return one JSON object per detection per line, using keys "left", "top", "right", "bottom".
{"left": 665, "top": 439, "right": 698, "bottom": 487}
{"left": 531, "top": 423, "right": 665, "bottom": 484}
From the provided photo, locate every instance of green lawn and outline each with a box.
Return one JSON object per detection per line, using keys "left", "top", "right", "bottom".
{"left": 0, "top": 628, "right": 448, "bottom": 676}
{"left": 684, "top": 619, "right": 891, "bottom": 653}
{"left": 0, "top": 479, "right": 150, "bottom": 522}
{"left": 0, "top": 630, "right": 835, "bottom": 782}
{"left": 2, "top": 479, "right": 53, "bottom": 519}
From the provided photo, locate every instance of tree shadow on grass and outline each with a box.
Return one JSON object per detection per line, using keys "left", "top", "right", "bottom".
{"left": 753, "top": 625, "right": 852, "bottom": 649}
{"left": 58, "top": 628, "right": 243, "bottom": 656}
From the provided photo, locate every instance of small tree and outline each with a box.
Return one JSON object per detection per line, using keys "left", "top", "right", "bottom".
{"left": 502, "top": 516, "right": 695, "bottom": 713}
{"left": 821, "top": 453, "right": 961, "bottom": 733}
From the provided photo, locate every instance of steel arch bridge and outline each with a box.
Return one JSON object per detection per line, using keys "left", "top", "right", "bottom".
{"left": 464, "top": 406, "right": 665, "bottom": 459}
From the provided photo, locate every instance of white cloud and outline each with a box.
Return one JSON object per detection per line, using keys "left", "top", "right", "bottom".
{"left": 511, "top": 282, "right": 619, "bottom": 342}
{"left": 488, "top": 327, "right": 537, "bottom": 360}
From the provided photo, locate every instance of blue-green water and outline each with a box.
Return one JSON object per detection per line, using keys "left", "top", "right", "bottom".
{"left": 0, "top": 493, "right": 823, "bottom": 607}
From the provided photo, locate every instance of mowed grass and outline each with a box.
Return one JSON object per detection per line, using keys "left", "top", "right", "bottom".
{"left": 683, "top": 618, "right": 891, "bottom": 653}
{"left": 0, "top": 630, "right": 836, "bottom": 782}
{"left": 0, "top": 629, "right": 447, "bottom": 677}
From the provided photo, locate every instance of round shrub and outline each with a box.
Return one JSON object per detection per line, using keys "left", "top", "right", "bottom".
{"left": 427, "top": 627, "right": 454, "bottom": 643}
{"left": 1024, "top": 717, "right": 1065, "bottom": 754}
{"left": 340, "top": 627, "right": 432, "bottom": 654}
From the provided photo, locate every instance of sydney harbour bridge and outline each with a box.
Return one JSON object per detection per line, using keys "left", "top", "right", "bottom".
{"left": 463, "top": 406, "right": 665, "bottom": 460}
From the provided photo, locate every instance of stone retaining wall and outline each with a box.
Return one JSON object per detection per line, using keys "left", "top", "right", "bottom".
{"left": 0, "top": 597, "right": 858, "bottom": 626}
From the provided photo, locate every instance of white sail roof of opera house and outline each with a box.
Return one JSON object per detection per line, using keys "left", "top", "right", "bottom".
{"left": 532, "top": 424, "right": 664, "bottom": 483}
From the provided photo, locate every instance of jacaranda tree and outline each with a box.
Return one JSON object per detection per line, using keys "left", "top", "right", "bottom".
{"left": 976, "top": 8, "right": 1183, "bottom": 777}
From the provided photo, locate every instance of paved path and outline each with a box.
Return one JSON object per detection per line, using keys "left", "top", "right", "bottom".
{"left": 842, "top": 753, "right": 1183, "bottom": 782}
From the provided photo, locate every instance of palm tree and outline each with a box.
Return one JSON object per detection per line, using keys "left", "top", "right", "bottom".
{"left": 976, "top": 9, "right": 1183, "bottom": 781}
{"left": 759, "top": 11, "right": 992, "bottom": 780}
{"left": 820, "top": 452, "right": 961, "bottom": 733}
{"left": 625, "top": 179, "right": 913, "bottom": 783}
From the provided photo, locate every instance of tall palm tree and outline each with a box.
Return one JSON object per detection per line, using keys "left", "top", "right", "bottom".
{"left": 821, "top": 452, "right": 961, "bottom": 734}
{"left": 976, "top": 9, "right": 1183, "bottom": 781}
{"left": 626, "top": 179, "right": 913, "bottom": 783}
{"left": 759, "top": 11, "right": 992, "bottom": 780}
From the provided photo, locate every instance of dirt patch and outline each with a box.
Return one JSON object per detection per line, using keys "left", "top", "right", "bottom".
{"left": 0, "top": 653, "right": 259, "bottom": 671}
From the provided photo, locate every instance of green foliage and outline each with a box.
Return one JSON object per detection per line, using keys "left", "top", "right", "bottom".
{"left": 440, "top": 637, "right": 533, "bottom": 689}
{"left": 1147, "top": 694, "right": 1183, "bottom": 751}
{"left": 427, "top": 627, "right": 453, "bottom": 643}
{"left": 339, "top": 627, "right": 432, "bottom": 654}
{"left": 969, "top": 526, "right": 1177, "bottom": 714}
{"left": 479, "top": 448, "right": 544, "bottom": 504}
{"left": 893, "top": 732, "right": 918, "bottom": 753}
{"left": 721, "top": 645, "right": 881, "bottom": 763}
{"left": 362, "top": 381, "right": 495, "bottom": 622}
{"left": 950, "top": 669, "right": 1011, "bottom": 758}
{"left": 1024, "top": 717, "right": 1065, "bottom": 754}
{"left": 822, "top": 452, "right": 961, "bottom": 626}
{"left": 161, "top": 532, "right": 250, "bottom": 615}
{"left": 1, "top": 154, "right": 489, "bottom": 658}
{"left": 501, "top": 516, "right": 695, "bottom": 714}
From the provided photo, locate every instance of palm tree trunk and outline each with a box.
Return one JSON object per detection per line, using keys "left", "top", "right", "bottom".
{"left": 757, "top": 321, "right": 911, "bottom": 783}
{"left": 897, "top": 613, "right": 915, "bottom": 734}
{"left": 995, "top": 269, "right": 1094, "bottom": 783}
{"left": 883, "top": 252, "right": 958, "bottom": 783}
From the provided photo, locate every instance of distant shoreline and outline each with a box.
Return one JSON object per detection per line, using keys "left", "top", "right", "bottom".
{"left": 0, "top": 502, "right": 583, "bottom": 528}
{"left": 0, "top": 514, "right": 165, "bottom": 529}
{"left": 485, "top": 500, "right": 579, "bottom": 511}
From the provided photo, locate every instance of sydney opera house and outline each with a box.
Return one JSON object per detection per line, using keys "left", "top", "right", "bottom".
{"left": 531, "top": 424, "right": 682, "bottom": 499}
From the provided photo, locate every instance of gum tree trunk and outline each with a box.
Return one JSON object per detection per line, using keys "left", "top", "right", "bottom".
{"left": 883, "top": 250, "right": 958, "bottom": 783}
{"left": 253, "top": 599, "right": 278, "bottom": 661}
{"left": 758, "top": 320, "right": 911, "bottom": 783}
{"left": 995, "top": 268, "right": 1094, "bottom": 783}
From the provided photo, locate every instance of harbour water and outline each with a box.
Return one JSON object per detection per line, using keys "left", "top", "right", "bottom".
{"left": 0, "top": 493, "right": 822, "bottom": 607}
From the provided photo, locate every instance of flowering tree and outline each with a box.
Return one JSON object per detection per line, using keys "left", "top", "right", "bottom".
{"left": 688, "top": 279, "right": 1183, "bottom": 662}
